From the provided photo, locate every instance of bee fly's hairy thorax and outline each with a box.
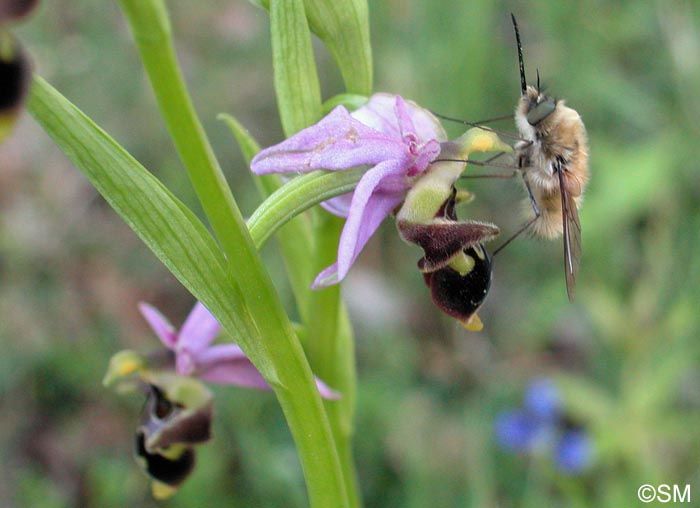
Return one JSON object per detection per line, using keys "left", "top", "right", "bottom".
{"left": 515, "top": 89, "right": 586, "bottom": 194}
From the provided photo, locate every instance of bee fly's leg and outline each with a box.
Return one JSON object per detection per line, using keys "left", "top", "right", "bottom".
{"left": 432, "top": 157, "right": 520, "bottom": 179}
{"left": 483, "top": 152, "right": 508, "bottom": 164}
{"left": 471, "top": 113, "right": 515, "bottom": 125}
{"left": 493, "top": 175, "right": 540, "bottom": 256}
{"left": 430, "top": 112, "right": 530, "bottom": 143}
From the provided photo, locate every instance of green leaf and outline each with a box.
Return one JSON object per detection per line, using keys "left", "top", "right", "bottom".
{"left": 221, "top": 115, "right": 361, "bottom": 508}
{"left": 217, "top": 112, "right": 261, "bottom": 164}
{"left": 321, "top": 93, "right": 368, "bottom": 115}
{"left": 270, "top": 0, "right": 323, "bottom": 136}
{"left": 247, "top": 168, "right": 365, "bottom": 248}
{"left": 26, "top": 77, "right": 267, "bottom": 376}
{"left": 303, "top": 0, "right": 373, "bottom": 95}
{"left": 117, "top": 0, "right": 259, "bottom": 290}
{"left": 304, "top": 214, "right": 360, "bottom": 508}
{"left": 252, "top": 0, "right": 373, "bottom": 96}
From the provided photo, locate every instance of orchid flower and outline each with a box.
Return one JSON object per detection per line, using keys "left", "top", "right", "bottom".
{"left": 138, "top": 301, "right": 340, "bottom": 399}
{"left": 251, "top": 93, "right": 446, "bottom": 288}
{"left": 1, "top": 2, "right": 36, "bottom": 144}
{"left": 103, "top": 300, "right": 339, "bottom": 497}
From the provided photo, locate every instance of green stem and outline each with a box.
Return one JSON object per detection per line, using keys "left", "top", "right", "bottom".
{"left": 116, "top": 2, "right": 348, "bottom": 506}
{"left": 246, "top": 172, "right": 365, "bottom": 506}
{"left": 305, "top": 214, "right": 360, "bottom": 508}
{"left": 218, "top": 112, "right": 316, "bottom": 323}
{"left": 219, "top": 103, "right": 361, "bottom": 508}
{"left": 247, "top": 168, "right": 365, "bottom": 248}
{"left": 117, "top": 0, "right": 254, "bottom": 272}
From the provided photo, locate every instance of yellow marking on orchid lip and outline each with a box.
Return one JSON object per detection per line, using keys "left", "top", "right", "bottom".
{"left": 158, "top": 444, "right": 187, "bottom": 460}
{"left": 448, "top": 251, "right": 476, "bottom": 276}
{"left": 460, "top": 313, "right": 483, "bottom": 332}
{"left": 454, "top": 189, "right": 474, "bottom": 204}
{"left": 0, "top": 113, "right": 18, "bottom": 143}
{"left": 152, "top": 481, "right": 178, "bottom": 500}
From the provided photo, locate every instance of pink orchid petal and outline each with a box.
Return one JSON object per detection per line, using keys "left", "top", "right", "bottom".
{"left": 320, "top": 191, "right": 353, "bottom": 217}
{"left": 311, "top": 262, "right": 341, "bottom": 288}
{"left": 313, "top": 159, "right": 408, "bottom": 288}
{"left": 394, "top": 95, "right": 417, "bottom": 140}
{"left": 251, "top": 106, "right": 408, "bottom": 175}
{"left": 351, "top": 94, "right": 403, "bottom": 138}
{"left": 352, "top": 93, "right": 447, "bottom": 142}
{"left": 138, "top": 302, "right": 177, "bottom": 349}
{"left": 411, "top": 139, "right": 442, "bottom": 176}
{"left": 196, "top": 344, "right": 272, "bottom": 389}
{"left": 314, "top": 379, "right": 342, "bottom": 400}
{"left": 178, "top": 302, "right": 222, "bottom": 354}
{"left": 197, "top": 345, "right": 341, "bottom": 399}
{"left": 195, "top": 343, "right": 250, "bottom": 364}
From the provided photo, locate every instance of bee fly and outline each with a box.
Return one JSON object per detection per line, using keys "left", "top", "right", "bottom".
{"left": 431, "top": 15, "right": 589, "bottom": 301}
{"left": 504, "top": 13, "right": 589, "bottom": 302}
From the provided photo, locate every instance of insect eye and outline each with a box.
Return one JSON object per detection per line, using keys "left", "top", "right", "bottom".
{"left": 526, "top": 98, "right": 556, "bottom": 125}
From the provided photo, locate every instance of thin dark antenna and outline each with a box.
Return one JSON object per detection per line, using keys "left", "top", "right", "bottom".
{"left": 511, "top": 13, "right": 527, "bottom": 95}
{"left": 536, "top": 68, "right": 541, "bottom": 91}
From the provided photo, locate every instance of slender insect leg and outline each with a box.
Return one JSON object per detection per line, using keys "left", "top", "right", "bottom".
{"left": 439, "top": 152, "right": 522, "bottom": 179}
{"left": 483, "top": 152, "right": 508, "bottom": 164}
{"left": 493, "top": 175, "right": 540, "bottom": 256}
{"left": 471, "top": 113, "right": 515, "bottom": 124}
{"left": 430, "top": 112, "right": 530, "bottom": 143}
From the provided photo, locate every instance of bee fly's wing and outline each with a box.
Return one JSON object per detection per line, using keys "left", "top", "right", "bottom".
{"left": 558, "top": 164, "right": 582, "bottom": 302}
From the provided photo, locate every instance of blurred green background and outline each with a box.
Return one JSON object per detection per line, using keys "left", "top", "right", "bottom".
{"left": 2, "top": 0, "right": 700, "bottom": 506}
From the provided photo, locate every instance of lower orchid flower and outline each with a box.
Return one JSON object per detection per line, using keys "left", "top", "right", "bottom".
{"left": 103, "top": 300, "right": 339, "bottom": 498}
{"left": 137, "top": 300, "right": 340, "bottom": 399}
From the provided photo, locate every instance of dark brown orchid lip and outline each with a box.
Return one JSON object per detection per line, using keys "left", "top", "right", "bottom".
{"left": 0, "top": 33, "right": 31, "bottom": 114}
{"left": 135, "top": 431, "right": 195, "bottom": 487}
{"left": 423, "top": 244, "right": 492, "bottom": 325}
{"left": 0, "top": 0, "right": 39, "bottom": 23}
{"left": 141, "top": 384, "right": 213, "bottom": 452}
{"left": 398, "top": 185, "right": 496, "bottom": 326}
{"left": 398, "top": 219, "right": 499, "bottom": 273}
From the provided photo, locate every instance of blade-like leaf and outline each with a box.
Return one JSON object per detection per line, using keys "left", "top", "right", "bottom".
{"left": 251, "top": 0, "right": 372, "bottom": 95}
{"left": 303, "top": 0, "right": 372, "bottom": 95}
{"left": 270, "top": 0, "right": 322, "bottom": 136}
{"left": 27, "top": 76, "right": 278, "bottom": 384}
{"left": 247, "top": 168, "right": 364, "bottom": 248}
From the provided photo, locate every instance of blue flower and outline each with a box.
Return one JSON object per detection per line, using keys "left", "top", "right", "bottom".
{"left": 556, "top": 430, "right": 592, "bottom": 474}
{"left": 494, "top": 409, "right": 540, "bottom": 452}
{"left": 494, "top": 378, "right": 592, "bottom": 474}
{"left": 524, "top": 378, "right": 560, "bottom": 422}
